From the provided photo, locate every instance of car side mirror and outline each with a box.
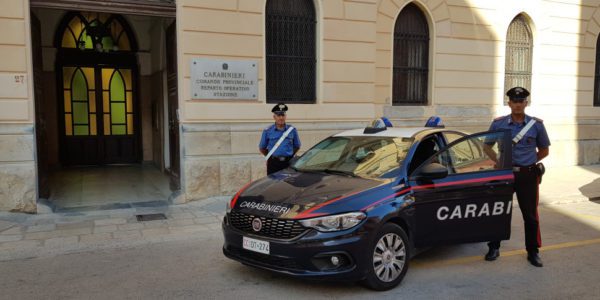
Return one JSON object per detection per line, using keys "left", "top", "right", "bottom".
{"left": 410, "top": 163, "right": 448, "bottom": 181}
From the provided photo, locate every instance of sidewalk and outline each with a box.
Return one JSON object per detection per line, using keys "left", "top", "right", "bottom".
{"left": 538, "top": 164, "right": 600, "bottom": 205}
{"left": 0, "top": 196, "right": 230, "bottom": 261}
{"left": 1, "top": 165, "right": 599, "bottom": 261}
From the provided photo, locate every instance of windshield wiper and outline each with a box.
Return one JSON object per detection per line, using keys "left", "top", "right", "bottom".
{"left": 322, "top": 169, "right": 358, "bottom": 177}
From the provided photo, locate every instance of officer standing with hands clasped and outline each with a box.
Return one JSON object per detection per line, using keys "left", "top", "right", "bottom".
{"left": 259, "top": 103, "right": 301, "bottom": 175}
{"left": 484, "top": 87, "right": 550, "bottom": 267}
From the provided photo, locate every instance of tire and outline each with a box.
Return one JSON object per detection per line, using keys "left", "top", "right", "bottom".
{"left": 362, "top": 223, "right": 410, "bottom": 291}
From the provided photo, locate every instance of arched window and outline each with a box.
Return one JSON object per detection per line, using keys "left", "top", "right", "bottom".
{"left": 393, "top": 3, "right": 430, "bottom": 106}
{"left": 56, "top": 11, "right": 137, "bottom": 52}
{"left": 505, "top": 14, "right": 533, "bottom": 101}
{"left": 594, "top": 36, "right": 600, "bottom": 106}
{"left": 266, "top": 0, "right": 316, "bottom": 103}
{"left": 103, "top": 68, "right": 134, "bottom": 135}
{"left": 63, "top": 67, "right": 96, "bottom": 136}
{"left": 56, "top": 11, "right": 139, "bottom": 165}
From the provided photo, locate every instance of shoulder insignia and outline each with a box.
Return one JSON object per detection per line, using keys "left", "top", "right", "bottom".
{"left": 493, "top": 115, "right": 506, "bottom": 122}
{"left": 532, "top": 117, "right": 543, "bottom": 123}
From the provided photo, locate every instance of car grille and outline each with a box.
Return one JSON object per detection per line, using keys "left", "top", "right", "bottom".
{"left": 228, "top": 246, "right": 307, "bottom": 271}
{"left": 229, "top": 211, "right": 307, "bottom": 239}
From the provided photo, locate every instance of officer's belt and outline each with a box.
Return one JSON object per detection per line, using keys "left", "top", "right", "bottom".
{"left": 512, "top": 165, "right": 536, "bottom": 172}
{"left": 270, "top": 156, "right": 291, "bottom": 162}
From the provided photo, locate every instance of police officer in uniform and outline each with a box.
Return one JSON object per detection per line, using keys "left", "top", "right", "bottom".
{"left": 259, "top": 103, "right": 301, "bottom": 175}
{"left": 484, "top": 87, "right": 550, "bottom": 267}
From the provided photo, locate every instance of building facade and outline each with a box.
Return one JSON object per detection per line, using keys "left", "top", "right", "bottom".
{"left": 1, "top": 0, "right": 599, "bottom": 213}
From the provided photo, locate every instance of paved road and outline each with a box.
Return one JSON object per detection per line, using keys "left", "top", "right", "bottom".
{"left": 1, "top": 202, "right": 600, "bottom": 300}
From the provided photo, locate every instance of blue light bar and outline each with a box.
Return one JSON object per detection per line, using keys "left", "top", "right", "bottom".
{"left": 425, "top": 116, "right": 444, "bottom": 128}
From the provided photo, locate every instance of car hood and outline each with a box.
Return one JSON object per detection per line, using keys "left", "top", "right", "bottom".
{"left": 233, "top": 169, "right": 385, "bottom": 219}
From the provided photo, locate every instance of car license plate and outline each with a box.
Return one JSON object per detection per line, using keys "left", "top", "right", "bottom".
{"left": 242, "top": 236, "right": 270, "bottom": 255}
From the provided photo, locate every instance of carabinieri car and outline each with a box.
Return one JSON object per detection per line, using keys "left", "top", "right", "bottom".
{"left": 222, "top": 117, "right": 514, "bottom": 290}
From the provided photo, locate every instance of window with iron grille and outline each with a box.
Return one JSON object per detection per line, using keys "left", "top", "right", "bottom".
{"left": 266, "top": 0, "right": 316, "bottom": 103}
{"left": 594, "top": 35, "right": 600, "bottom": 107}
{"left": 393, "top": 3, "right": 430, "bottom": 106}
{"left": 505, "top": 15, "right": 533, "bottom": 102}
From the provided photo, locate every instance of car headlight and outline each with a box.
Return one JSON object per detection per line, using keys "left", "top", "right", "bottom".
{"left": 298, "top": 212, "right": 366, "bottom": 232}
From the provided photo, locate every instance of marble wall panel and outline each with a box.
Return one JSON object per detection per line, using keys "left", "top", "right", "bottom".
{"left": 580, "top": 140, "right": 600, "bottom": 165}
{"left": 184, "top": 159, "right": 220, "bottom": 200}
{"left": 231, "top": 131, "right": 262, "bottom": 155}
{"left": 220, "top": 158, "right": 251, "bottom": 195}
{"left": 0, "top": 135, "right": 34, "bottom": 162}
{"left": 250, "top": 158, "right": 267, "bottom": 181}
{"left": 184, "top": 131, "right": 232, "bottom": 156}
{"left": 0, "top": 163, "right": 36, "bottom": 213}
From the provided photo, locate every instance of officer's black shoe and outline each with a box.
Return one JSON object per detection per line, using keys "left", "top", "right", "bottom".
{"left": 485, "top": 248, "right": 500, "bottom": 261}
{"left": 527, "top": 253, "right": 543, "bottom": 267}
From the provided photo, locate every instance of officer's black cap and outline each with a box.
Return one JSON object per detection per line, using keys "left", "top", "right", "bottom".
{"left": 506, "top": 87, "right": 530, "bottom": 102}
{"left": 271, "top": 103, "right": 288, "bottom": 115}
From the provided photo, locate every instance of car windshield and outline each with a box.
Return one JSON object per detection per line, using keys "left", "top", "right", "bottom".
{"left": 292, "top": 136, "right": 413, "bottom": 179}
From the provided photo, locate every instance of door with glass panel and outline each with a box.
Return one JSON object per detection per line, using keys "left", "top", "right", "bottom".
{"left": 61, "top": 65, "right": 138, "bottom": 165}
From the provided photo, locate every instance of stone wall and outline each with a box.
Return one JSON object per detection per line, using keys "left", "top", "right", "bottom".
{"left": 0, "top": 124, "right": 36, "bottom": 212}
{"left": 0, "top": 1, "right": 37, "bottom": 212}
{"left": 181, "top": 121, "right": 368, "bottom": 201}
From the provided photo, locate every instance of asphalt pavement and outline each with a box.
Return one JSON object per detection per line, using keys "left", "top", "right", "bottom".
{"left": 0, "top": 165, "right": 600, "bottom": 298}
{"left": 1, "top": 201, "right": 599, "bottom": 299}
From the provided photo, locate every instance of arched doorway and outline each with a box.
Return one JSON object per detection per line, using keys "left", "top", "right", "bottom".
{"left": 55, "top": 12, "right": 141, "bottom": 165}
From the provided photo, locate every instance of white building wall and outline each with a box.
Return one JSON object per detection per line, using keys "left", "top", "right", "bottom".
{"left": 0, "top": 0, "right": 36, "bottom": 212}
{"left": 0, "top": 0, "right": 599, "bottom": 211}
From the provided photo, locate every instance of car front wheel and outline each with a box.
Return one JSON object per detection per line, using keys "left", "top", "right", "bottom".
{"left": 363, "top": 223, "right": 409, "bottom": 291}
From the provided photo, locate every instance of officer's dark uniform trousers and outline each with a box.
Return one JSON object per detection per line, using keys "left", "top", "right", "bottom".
{"left": 490, "top": 165, "right": 541, "bottom": 252}
{"left": 267, "top": 156, "right": 291, "bottom": 175}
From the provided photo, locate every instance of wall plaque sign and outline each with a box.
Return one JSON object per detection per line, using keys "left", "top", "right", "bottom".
{"left": 191, "top": 58, "right": 258, "bottom": 100}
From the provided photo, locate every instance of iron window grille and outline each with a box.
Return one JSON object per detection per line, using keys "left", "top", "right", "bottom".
{"left": 266, "top": 0, "right": 316, "bottom": 103}
{"left": 393, "top": 3, "right": 430, "bottom": 106}
{"left": 505, "top": 15, "right": 533, "bottom": 103}
{"left": 594, "top": 35, "right": 600, "bottom": 107}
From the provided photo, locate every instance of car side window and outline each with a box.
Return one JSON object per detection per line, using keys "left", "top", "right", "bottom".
{"left": 408, "top": 135, "right": 441, "bottom": 175}
{"left": 426, "top": 132, "right": 503, "bottom": 174}
{"left": 443, "top": 132, "right": 466, "bottom": 145}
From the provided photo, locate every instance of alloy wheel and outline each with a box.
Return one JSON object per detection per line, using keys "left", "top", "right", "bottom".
{"left": 372, "top": 232, "right": 406, "bottom": 282}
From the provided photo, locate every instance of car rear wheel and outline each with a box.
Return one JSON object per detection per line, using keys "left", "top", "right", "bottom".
{"left": 363, "top": 223, "right": 409, "bottom": 291}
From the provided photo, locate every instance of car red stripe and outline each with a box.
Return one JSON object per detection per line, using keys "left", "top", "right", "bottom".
{"left": 362, "top": 174, "right": 514, "bottom": 211}
{"left": 230, "top": 181, "right": 252, "bottom": 208}
{"left": 536, "top": 174, "right": 542, "bottom": 247}
{"left": 295, "top": 174, "right": 514, "bottom": 219}
{"left": 295, "top": 212, "right": 328, "bottom": 219}
{"left": 411, "top": 174, "right": 514, "bottom": 191}
{"left": 294, "top": 190, "right": 365, "bottom": 219}
{"left": 361, "top": 189, "right": 411, "bottom": 211}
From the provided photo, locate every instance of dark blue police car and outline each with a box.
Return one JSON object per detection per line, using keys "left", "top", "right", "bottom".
{"left": 222, "top": 118, "right": 514, "bottom": 290}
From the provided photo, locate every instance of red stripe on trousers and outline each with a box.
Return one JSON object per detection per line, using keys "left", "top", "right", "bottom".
{"left": 536, "top": 174, "right": 542, "bottom": 247}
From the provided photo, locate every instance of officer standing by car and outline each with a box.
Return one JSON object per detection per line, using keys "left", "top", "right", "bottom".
{"left": 259, "top": 103, "right": 301, "bottom": 175}
{"left": 484, "top": 87, "right": 550, "bottom": 267}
